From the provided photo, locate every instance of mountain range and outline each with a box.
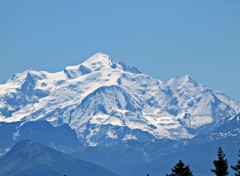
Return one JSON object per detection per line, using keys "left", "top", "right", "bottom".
{"left": 0, "top": 53, "right": 239, "bottom": 175}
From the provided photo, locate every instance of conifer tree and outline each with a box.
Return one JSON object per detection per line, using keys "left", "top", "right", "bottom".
{"left": 166, "top": 160, "right": 193, "bottom": 176}
{"left": 232, "top": 150, "right": 240, "bottom": 176}
{"left": 212, "top": 147, "right": 229, "bottom": 176}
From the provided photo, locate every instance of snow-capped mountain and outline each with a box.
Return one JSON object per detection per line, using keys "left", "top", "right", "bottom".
{"left": 0, "top": 53, "right": 239, "bottom": 146}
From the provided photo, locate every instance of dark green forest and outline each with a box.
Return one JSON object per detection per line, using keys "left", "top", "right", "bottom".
{"left": 145, "top": 148, "right": 240, "bottom": 176}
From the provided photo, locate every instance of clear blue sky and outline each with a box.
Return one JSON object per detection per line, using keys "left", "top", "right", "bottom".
{"left": 0, "top": 0, "right": 240, "bottom": 101}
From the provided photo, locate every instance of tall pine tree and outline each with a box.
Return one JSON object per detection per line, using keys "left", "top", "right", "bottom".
{"left": 212, "top": 147, "right": 229, "bottom": 176}
{"left": 231, "top": 150, "right": 240, "bottom": 176}
{"left": 166, "top": 160, "right": 193, "bottom": 176}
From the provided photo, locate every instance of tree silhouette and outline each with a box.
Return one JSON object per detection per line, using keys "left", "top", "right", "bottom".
{"left": 232, "top": 150, "right": 240, "bottom": 176}
{"left": 212, "top": 147, "right": 229, "bottom": 176}
{"left": 166, "top": 160, "right": 193, "bottom": 176}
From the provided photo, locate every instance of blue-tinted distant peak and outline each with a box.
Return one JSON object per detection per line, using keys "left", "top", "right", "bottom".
{"left": 62, "top": 53, "right": 142, "bottom": 79}
{"left": 82, "top": 52, "right": 114, "bottom": 69}
{"left": 8, "top": 68, "right": 45, "bottom": 84}
{"left": 84, "top": 52, "right": 112, "bottom": 64}
{"left": 164, "top": 74, "right": 199, "bottom": 88}
{"left": 82, "top": 53, "right": 142, "bottom": 74}
{"left": 179, "top": 74, "right": 197, "bottom": 85}
{"left": 91, "top": 52, "right": 111, "bottom": 59}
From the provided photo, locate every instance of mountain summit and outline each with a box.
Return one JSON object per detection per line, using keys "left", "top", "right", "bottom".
{"left": 0, "top": 53, "right": 239, "bottom": 146}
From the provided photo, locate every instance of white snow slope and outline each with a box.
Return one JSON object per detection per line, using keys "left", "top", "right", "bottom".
{"left": 0, "top": 53, "right": 239, "bottom": 146}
